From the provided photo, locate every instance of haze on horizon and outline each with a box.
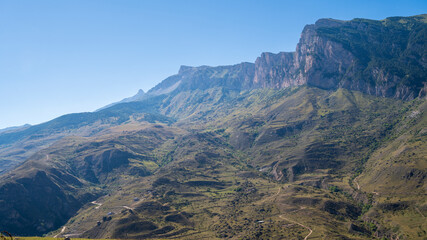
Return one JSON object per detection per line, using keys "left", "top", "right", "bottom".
{"left": 1, "top": 0, "right": 426, "bottom": 129}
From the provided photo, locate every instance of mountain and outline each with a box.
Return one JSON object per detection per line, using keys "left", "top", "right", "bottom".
{"left": 0, "top": 124, "right": 31, "bottom": 134}
{"left": 0, "top": 14, "right": 426, "bottom": 239}
{"left": 97, "top": 89, "right": 146, "bottom": 111}
{"left": 147, "top": 14, "right": 427, "bottom": 100}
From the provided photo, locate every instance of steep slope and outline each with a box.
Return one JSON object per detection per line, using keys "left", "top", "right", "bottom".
{"left": 357, "top": 100, "right": 427, "bottom": 239}
{"left": 305, "top": 15, "right": 427, "bottom": 99}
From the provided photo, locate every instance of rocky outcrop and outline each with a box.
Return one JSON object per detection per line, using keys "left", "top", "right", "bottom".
{"left": 252, "top": 19, "right": 356, "bottom": 90}
{"left": 253, "top": 15, "right": 427, "bottom": 100}
{"left": 253, "top": 52, "right": 298, "bottom": 88}
{"left": 295, "top": 19, "right": 357, "bottom": 90}
{"left": 302, "top": 16, "right": 427, "bottom": 100}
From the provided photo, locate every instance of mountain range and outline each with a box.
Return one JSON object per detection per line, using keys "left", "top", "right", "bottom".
{"left": 0, "top": 14, "right": 426, "bottom": 239}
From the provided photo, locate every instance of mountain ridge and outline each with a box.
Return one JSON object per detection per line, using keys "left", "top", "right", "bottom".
{"left": 98, "top": 14, "right": 427, "bottom": 111}
{"left": 97, "top": 89, "right": 146, "bottom": 111}
{"left": 141, "top": 14, "right": 427, "bottom": 101}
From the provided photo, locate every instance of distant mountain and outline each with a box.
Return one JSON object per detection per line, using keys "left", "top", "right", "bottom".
{"left": 97, "top": 89, "right": 146, "bottom": 111}
{"left": 0, "top": 15, "right": 426, "bottom": 239}
{"left": 0, "top": 124, "right": 31, "bottom": 134}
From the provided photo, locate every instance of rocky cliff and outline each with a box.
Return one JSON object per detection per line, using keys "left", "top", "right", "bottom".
{"left": 149, "top": 15, "right": 427, "bottom": 100}
{"left": 147, "top": 62, "right": 255, "bottom": 97}
{"left": 301, "top": 15, "right": 427, "bottom": 99}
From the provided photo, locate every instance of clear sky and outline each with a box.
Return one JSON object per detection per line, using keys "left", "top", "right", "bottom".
{"left": 0, "top": 0, "right": 426, "bottom": 129}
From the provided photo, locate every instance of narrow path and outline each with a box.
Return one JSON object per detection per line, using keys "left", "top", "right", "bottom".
{"left": 353, "top": 176, "right": 381, "bottom": 197}
{"left": 260, "top": 186, "right": 282, "bottom": 204}
{"left": 122, "top": 205, "right": 134, "bottom": 210}
{"left": 266, "top": 185, "right": 313, "bottom": 240}
{"left": 53, "top": 226, "right": 66, "bottom": 238}
{"left": 415, "top": 207, "right": 426, "bottom": 218}
{"left": 353, "top": 176, "right": 360, "bottom": 190}
{"left": 272, "top": 186, "right": 281, "bottom": 198}
{"left": 91, "top": 201, "right": 102, "bottom": 209}
{"left": 279, "top": 215, "right": 313, "bottom": 240}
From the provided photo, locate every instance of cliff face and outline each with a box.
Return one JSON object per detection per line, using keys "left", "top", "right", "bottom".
{"left": 295, "top": 19, "right": 357, "bottom": 90}
{"left": 252, "top": 15, "right": 427, "bottom": 100}
{"left": 253, "top": 52, "right": 298, "bottom": 88}
{"left": 252, "top": 19, "right": 355, "bottom": 90}
{"left": 147, "top": 62, "right": 255, "bottom": 96}
{"left": 149, "top": 15, "right": 426, "bottom": 100}
{"left": 304, "top": 16, "right": 427, "bottom": 100}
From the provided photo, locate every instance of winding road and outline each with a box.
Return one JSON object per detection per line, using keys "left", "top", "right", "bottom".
{"left": 260, "top": 186, "right": 282, "bottom": 204}
{"left": 353, "top": 176, "right": 361, "bottom": 190}
{"left": 279, "top": 214, "right": 313, "bottom": 240}
{"left": 261, "top": 185, "right": 313, "bottom": 239}
{"left": 53, "top": 226, "right": 66, "bottom": 238}
{"left": 416, "top": 207, "right": 426, "bottom": 218}
{"left": 354, "top": 176, "right": 380, "bottom": 196}
{"left": 91, "top": 201, "right": 102, "bottom": 209}
{"left": 122, "top": 205, "right": 134, "bottom": 210}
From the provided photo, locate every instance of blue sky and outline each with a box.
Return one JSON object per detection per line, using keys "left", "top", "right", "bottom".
{"left": 0, "top": 0, "right": 426, "bottom": 129}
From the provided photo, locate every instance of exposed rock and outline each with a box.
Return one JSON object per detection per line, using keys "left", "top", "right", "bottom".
{"left": 148, "top": 15, "right": 426, "bottom": 100}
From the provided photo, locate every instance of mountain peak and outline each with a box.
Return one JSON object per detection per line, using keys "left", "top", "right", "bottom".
{"left": 97, "top": 89, "right": 146, "bottom": 111}
{"left": 314, "top": 18, "right": 346, "bottom": 27}
{"left": 178, "top": 65, "right": 192, "bottom": 74}
{"left": 178, "top": 65, "right": 213, "bottom": 74}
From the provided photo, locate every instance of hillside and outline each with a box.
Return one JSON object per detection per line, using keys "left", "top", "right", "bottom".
{"left": 0, "top": 15, "right": 426, "bottom": 239}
